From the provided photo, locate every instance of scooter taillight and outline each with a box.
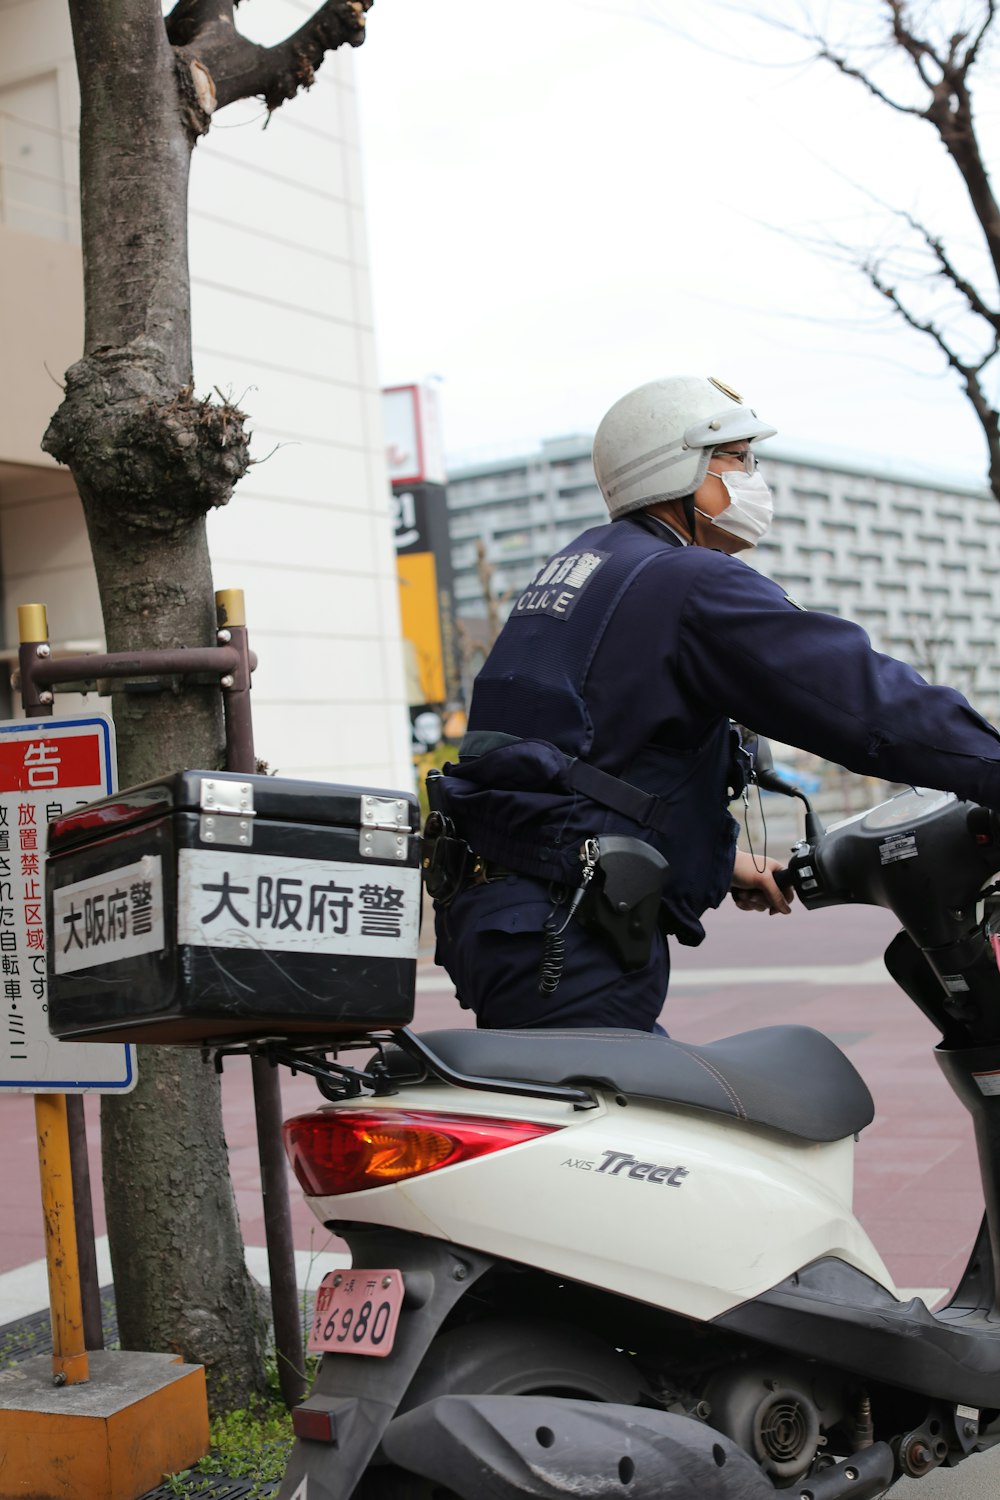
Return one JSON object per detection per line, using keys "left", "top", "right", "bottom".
{"left": 283, "top": 1108, "right": 559, "bottom": 1196}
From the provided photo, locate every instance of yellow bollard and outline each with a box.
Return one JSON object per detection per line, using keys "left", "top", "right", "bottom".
{"left": 16, "top": 602, "right": 48, "bottom": 644}
{"left": 35, "top": 1093, "right": 89, "bottom": 1385}
{"left": 215, "top": 587, "right": 246, "bottom": 628}
{"left": 35, "top": 1104, "right": 88, "bottom": 1380}
{"left": 20, "top": 604, "right": 88, "bottom": 1387}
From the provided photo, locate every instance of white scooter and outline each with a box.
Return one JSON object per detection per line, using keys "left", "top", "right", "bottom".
{"left": 274, "top": 778, "right": 1000, "bottom": 1500}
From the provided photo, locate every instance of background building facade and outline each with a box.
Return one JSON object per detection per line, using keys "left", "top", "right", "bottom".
{"left": 0, "top": 0, "right": 412, "bottom": 789}
{"left": 447, "top": 437, "right": 1000, "bottom": 725}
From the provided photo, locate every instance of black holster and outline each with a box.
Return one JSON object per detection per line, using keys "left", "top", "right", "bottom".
{"left": 574, "top": 836, "right": 670, "bottom": 972}
{"left": 421, "top": 811, "right": 473, "bottom": 904}
{"left": 421, "top": 773, "right": 474, "bottom": 905}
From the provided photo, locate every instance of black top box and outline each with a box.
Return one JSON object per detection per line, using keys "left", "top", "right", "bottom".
{"left": 45, "top": 770, "right": 421, "bottom": 1045}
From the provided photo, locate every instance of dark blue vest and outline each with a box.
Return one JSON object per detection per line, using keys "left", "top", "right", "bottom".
{"left": 437, "top": 517, "right": 746, "bottom": 945}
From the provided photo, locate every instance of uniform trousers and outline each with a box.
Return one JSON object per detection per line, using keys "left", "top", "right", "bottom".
{"left": 433, "top": 874, "right": 670, "bottom": 1032}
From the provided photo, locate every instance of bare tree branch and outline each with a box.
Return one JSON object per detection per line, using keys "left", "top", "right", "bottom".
{"left": 789, "top": 1, "right": 1000, "bottom": 499}
{"left": 874, "top": 5, "right": 1000, "bottom": 282}
{"left": 687, "top": 1, "right": 1000, "bottom": 496}
{"left": 775, "top": 4, "right": 1000, "bottom": 285}
{"left": 174, "top": 0, "right": 371, "bottom": 118}
{"left": 868, "top": 262, "right": 1000, "bottom": 493}
{"left": 963, "top": 0, "right": 997, "bottom": 69}
{"left": 813, "top": 41, "right": 923, "bottom": 115}
{"left": 870, "top": 262, "right": 970, "bottom": 372}
{"left": 886, "top": 0, "right": 944, "bottom": 90}
{"left": 892, "top": 204, "right": 1000, "bottom": 331}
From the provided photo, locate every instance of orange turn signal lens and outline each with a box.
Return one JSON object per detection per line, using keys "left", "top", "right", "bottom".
{"left": 283, "top": 1108, "right": 559, "bottom": 1196}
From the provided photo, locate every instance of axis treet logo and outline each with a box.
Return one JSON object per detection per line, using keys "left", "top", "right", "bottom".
{"left": 562, "top": 1150, "right": 690, "bottom": 1185}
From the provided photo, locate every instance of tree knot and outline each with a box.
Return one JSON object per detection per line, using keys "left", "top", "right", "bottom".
{"left": 42, "top": 352, "right": 252, "bottom": 538}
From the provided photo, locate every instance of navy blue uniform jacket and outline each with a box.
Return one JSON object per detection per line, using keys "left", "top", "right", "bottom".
{"left": 438, "top": 515, "right": 1000, "bottom": 945}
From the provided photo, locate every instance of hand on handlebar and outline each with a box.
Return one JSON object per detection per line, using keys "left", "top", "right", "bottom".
{"left": 730, "top": 851, "right": 794, "bottom": 915}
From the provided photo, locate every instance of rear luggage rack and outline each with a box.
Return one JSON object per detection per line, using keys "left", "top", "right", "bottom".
{"left": 209, "top": 1028, "right": 601, "bottom": 1110}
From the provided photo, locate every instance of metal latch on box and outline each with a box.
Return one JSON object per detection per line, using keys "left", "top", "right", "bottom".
{"left": 360, "top": 795, "right": 411, "bottom": 861}
{"left": 199, "top": 778, "right": 256, "bottom": 848}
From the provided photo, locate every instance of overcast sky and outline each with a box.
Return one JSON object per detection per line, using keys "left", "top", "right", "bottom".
{"left": 353, "top": 0, "right": 999, "bottom": 485}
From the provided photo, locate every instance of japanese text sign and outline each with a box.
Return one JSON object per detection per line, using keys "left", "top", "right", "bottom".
{"left": 52, "top": 848, "right": 421, "bottom": 978}
{"left": 0, "top": 714, "right": 135, "bottom": 1092}
{"left": 174, "top": 849, "right": 421, "bottom": 958}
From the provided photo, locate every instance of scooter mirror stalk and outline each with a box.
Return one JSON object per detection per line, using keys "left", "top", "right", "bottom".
{"left": 743, "top": 728, "right": 827, "bottom": 838}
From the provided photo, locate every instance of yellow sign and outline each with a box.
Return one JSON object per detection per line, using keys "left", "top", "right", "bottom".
{"left": 397, "top": 551, "right": 446, "bottom": 704}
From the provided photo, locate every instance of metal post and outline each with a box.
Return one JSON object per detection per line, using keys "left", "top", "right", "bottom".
{"left": 16, "top": 603, "right": 52, "bottom": 719}
{"left": 66, "top": 1099, "right": 104, "bottom": 1350}
{"left": 216, "top": 590, "right": 307, "bottom": 1408}
{"left": 18, "top": 604, "right": 103, "bottom": 1355}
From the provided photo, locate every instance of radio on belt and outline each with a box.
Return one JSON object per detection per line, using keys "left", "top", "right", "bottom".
{"left": 44, "top": 770, "right": 420, "bottom": 1045}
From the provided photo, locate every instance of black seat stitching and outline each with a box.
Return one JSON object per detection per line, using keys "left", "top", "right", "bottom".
{"left": 679, "top": 1047, "right": 747, "bottom": 1119}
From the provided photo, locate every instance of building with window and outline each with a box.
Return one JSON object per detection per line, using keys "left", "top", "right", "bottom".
{"left": 0, "top": 0, "right": 411, "bottom": 787}
{"left": 447, "top": 436, "right": 1000, "bottom": 722}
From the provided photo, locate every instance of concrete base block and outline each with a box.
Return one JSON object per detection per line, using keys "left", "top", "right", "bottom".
{"left": 0, "top": 1349, "right": 209, "bottom": 1500}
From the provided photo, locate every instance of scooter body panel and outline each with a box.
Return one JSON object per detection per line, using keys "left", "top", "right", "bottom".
{"left": 303, "top": 1082, "right": 895, "bottom": 1319}
{"left": 276, "top": 785, "right": 1000, "bottom": 1497}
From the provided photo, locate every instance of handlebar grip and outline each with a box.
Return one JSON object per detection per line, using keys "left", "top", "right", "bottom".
{"left": 773, "top": 867, "right": 795, "bottom": 894}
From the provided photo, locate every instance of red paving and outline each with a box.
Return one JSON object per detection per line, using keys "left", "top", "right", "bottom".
{"left": 0, "top": 896, "right": 982, "bottom": 1301}
{"left": 670, "top": 900, "right": 981, "bottom": 1296}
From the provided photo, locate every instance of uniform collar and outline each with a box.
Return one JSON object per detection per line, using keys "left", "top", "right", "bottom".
{"left": 625, "top": 511, "right": 687, "bottom": 548}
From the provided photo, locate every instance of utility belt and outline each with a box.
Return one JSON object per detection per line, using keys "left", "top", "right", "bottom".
{"left": 421, "top": 806, "right": 671, "bottom": 973}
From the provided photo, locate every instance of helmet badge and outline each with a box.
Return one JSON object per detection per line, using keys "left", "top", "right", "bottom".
{"left": 708, "top": 376, "right": 743, "bottom": 403}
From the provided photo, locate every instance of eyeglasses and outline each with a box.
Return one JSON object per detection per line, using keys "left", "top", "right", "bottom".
{"left": 712, "top": 447, "right": 758, "bottom": 474}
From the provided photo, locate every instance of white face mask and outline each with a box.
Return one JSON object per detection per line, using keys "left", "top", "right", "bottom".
{"left": 696, "top": 468, "right": 774, "bottom": 546}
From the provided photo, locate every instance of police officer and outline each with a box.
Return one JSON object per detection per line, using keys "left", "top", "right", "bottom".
{"left": 428, "top": 374, "right": 1000, "bottom": 1032}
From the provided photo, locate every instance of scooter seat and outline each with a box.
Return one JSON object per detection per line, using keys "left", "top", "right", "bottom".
{"left": 398, "top": 1025, "right": 874, "bottom": 1143}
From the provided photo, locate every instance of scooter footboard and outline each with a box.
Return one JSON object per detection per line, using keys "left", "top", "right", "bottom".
{"left": 277, "top": 1230, "right": 494, "bottom": 1500}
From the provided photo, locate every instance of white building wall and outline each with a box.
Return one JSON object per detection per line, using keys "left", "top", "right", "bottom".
{"left": 0, "top": 0, "right": 412, "bottom": 792}
{"left": 193, "top": 21, "right": 410, "bottom": 787}
{"left": 0, "top": 0, "right": 97, "bottom": 688}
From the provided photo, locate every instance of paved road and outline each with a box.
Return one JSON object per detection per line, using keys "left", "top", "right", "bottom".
{"left": 1, "top": 891, "right": 997, "bottom": 1494}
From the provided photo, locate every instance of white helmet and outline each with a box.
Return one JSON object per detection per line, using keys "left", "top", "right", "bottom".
{"left": 592, "top": 376, "right": 777, "bottom": 519}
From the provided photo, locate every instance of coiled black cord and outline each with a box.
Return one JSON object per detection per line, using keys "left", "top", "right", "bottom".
{"left": 538, "top": 918, "right": 566, "bottom": 994}
{"left": 536, "top": 845, "right": 601, "bottom": 996}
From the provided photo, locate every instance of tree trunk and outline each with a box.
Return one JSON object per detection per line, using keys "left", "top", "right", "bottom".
{"left": 102, "top": 1049, "right": 269, "bottom": 1408}
{"left": 43, "top": 0, "right": 264, "bottom": 1409}
{"left": 88, "top": 525, "right": 267, "bottom": 1410}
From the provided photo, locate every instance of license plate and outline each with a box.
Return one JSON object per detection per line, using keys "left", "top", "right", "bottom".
{"left": 307, "top": 1269, "right": 404, "bottom": 1357}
